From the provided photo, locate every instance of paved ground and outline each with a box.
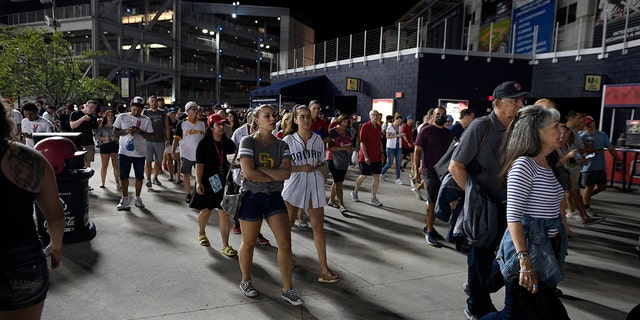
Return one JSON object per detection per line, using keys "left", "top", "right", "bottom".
{"left": 41, "top": 156, "right": 640, "bottom": 320}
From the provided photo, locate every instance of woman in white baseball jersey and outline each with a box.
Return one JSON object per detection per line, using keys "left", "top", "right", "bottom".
{"left": 282, "top": 105, "right": 340, "bottom": 283}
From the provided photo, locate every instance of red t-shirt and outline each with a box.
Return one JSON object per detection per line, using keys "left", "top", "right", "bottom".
{"left": 310, "top": 117, "right": 329, "bottom": 138}
{"left": 401, "top": 123, "right": 415, "bottom": 149}
{"left": 358, "top": 121, "right": 382, "bottom": 162}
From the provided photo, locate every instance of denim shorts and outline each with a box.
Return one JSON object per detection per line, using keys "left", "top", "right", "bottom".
{"left": 0, "top": 246, "right": 49, "bottom": 311}
{"left": 238, "top": 191, "right": 287, "bottom": 222}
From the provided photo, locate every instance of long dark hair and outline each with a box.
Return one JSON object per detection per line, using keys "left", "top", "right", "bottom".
{"left": 227, "top": 110, "right": 241, "bottom": 131}
{"left": 284, "top": 104, "right": 309, "bottom": 137}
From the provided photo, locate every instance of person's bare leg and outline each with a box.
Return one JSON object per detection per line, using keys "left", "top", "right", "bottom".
{"left": 284, "top": 201, "right": 298, "bottom": 228}
{"left": 0, "top": 300, "right": 44, "bottom": 320}
{"left": 238, "top": 220, "right": 261, "bottom": 282}
{"left": 111, "top": 153, "right": 120, "bottom": 187}
{"left": 134, "top": 179, "right": 143, "bottom": 197}
{"left": 153, "top": 161, "right": 162, "bottom": 179}
{"left": 217, "top": 209, "right": 231, "bottom": 248}
{"left": 353, "top": 174, "right": 366, "bottom": 193}
{"left": 266, "top": 213, "right": 294, "bottom": 291}
{"left": 308, "top": 207, "right": 336, "bottom": 278}
{"left": 198, "top": 208, "right": 211, "bottom": 236}
{"left": 371, "top": 174, "right": 380, "bottom": 199}
{"left": 100, "top": 153, "right": 109, "bottom": 186}
{"left": 144, "top": 161, "right": 152, "bottom": 182}
{"left": 335, "top": 181, "right": 345, "bottom": 207}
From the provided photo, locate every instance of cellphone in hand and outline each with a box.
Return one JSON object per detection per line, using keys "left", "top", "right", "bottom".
{"left": 46, "top": 254, "right": 55, "bottom": 269}
{"left": 585, "top": 153, "right": 596, "bottom": 159}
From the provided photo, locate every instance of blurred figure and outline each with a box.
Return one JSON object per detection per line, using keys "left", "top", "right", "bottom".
{"left": 0, "top": 96, "right": 65, "bottom": 320}
{"left": 143, "top": 95, "right": 170, "bottom": 188}
{"left": 326, "top": 113, "right": 353, "bottom": 214}
{"left": 449, "top": 109, "right": 476, "bottom": 141}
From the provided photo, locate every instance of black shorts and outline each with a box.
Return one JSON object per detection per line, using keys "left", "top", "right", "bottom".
{"left": 359, "top": 161, "right": 382, "bottom": 175}
{"left": 328, "top": 160, "right": 347, "bottom": 182}
{"left": 402, "top": 147, "right": 413, "bottom": 156}
{"left": 99, "top": 141, "right": 118, "bottom": 154}
{"left": 0, "top": 245, "right": 49, "bottom": 311}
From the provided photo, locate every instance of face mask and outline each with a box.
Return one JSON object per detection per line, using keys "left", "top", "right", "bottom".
{"left": 434, "top": 115, "right": 447, "bottom": 126}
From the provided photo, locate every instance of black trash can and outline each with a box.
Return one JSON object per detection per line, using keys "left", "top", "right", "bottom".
{"left": 36, "top": 168, "right": 96, "bottom": 245}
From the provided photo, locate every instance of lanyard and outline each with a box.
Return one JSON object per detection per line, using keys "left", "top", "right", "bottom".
{"left": 212, "top": 140, "right": 225, "bottom": 174}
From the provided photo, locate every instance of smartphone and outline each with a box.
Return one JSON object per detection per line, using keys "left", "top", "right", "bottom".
{"left": 47, "top": 254, "right": 55, "bottom": 269}
{"left": 585, "top": 152, "right": 595, "bottom": 159}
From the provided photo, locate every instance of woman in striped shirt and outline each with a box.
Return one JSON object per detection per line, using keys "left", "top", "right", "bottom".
{"left": 489, "top": 105, "right": 570, "bottom": 319}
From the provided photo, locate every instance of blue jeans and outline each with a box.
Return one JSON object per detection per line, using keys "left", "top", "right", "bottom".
{"left": 467, "top": 202, "right": 507, "bottom": 317}
{"left": 381, "top": 147, "right": 402, "bottom": 179}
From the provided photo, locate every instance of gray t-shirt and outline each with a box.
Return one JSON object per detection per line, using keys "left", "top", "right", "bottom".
{"left": 451, "top": 112, "right": 506, "bottom": 203}
{"left": 143, "top": 109, "right": 167, "bottom": 142}
{"left": 238, "top": 134, "right": 291, "bottom": 194}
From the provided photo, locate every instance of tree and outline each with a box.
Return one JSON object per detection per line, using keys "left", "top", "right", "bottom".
{"left": 0, "top": 26, "right": 119, "bottom": 107}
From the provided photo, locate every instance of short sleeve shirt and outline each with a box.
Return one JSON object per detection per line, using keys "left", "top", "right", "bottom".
{"left": 70, "top": 110, "right": 98, "bottom": 146}
{"left": 113, "top": 112, "right": 153, "bottom": 158}
{"left": 415, "top": 124, "right": 454, "bottom": 175}
{"left": 358, "top": 121, "right": 382, "bottom": 162}
{"left": 238, "top": 135, "right": 291, "bottom": 193}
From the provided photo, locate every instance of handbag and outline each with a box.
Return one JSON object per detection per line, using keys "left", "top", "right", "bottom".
{"left": 220, "top": 149, "right": 243, "bottom": 217}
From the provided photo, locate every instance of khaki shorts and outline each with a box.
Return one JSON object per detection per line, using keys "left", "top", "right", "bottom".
{"left": 83, "top": 144, "right": 96, "bottom": 162}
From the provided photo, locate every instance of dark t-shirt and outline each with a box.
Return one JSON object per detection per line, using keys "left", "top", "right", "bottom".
{"left": 415, "top": 124, "right": 454, "bottom": 175}
{"left": 70, "top": 110, "right": 98, "bottom": 145}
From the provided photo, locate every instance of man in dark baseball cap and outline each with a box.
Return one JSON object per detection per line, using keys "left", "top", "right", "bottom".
{"left": 492, "top": 81, "right": 528, "bottom": 101}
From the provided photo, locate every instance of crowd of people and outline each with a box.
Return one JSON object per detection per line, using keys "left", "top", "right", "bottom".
{"left": 1, "top": 86, "right": 629, "bottom": 319}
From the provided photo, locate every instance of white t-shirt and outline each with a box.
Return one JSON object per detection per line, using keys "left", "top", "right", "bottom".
{"left": 11, "top": 109, "right": 23, "bottom": 137}
{"left": 21, "top": 117, "right": 55, "bottom": 148}
{"left": 385, "top": 124, "right": 401, "bottom": 149}
{"left": 231, "top": 124, "right": 251, "bottom": 185}
{"left": 113, "top": 112, "right": 153, "bottom": 158}
{"left": 174, "top": 119, "right": 205, "bottom": 161}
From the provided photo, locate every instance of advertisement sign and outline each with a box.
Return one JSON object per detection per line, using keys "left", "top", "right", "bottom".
{"left": 593, "top": 0, "right": 640, "bottom": 46}
{"left": 512, "top": 0, "right": 556, "bottom": 54}
{"left": 479, "top": 0, "right": 513, "bottom": 52}
{"left": 372, "top": 98, "right": 394, "bottom": 119}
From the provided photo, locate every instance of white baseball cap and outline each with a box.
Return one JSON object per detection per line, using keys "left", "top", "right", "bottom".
{"left": 185, "top": 101, "right": 200, "bottom": 110}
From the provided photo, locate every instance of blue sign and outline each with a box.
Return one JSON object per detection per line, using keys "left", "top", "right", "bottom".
{"left": 511, "top": 0, "right": 556, "bottom": 54}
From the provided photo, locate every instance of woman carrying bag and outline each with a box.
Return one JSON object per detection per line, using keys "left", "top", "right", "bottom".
{"left": 192, "top": 114, "right": 238, "bottom": 257}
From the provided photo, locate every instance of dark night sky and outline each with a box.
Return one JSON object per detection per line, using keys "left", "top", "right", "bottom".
{"left": 228, "top": 1, "right": 417, "bottom": 42}
{"left": 7, "top": 0, "right": 417, "bottom": 43}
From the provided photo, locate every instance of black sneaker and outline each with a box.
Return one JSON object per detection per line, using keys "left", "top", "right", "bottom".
{"left": 583, "top": 217, "right": 605, "bottom": 226}
{"left": 281, "top": 288, "right": 304, "bottom": 306}
{"left": 185, "top": 193, "right": 192, "bottom": 203}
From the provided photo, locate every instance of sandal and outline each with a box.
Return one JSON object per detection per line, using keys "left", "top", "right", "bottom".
{"left": 198, "top": 234, "right": 210, "bottom": 246}
{"left": 318, "top": 273, "right": 340, "bottom": 283}
{"left": 327, "top": 202, "right": 339, "bottom": 208}
{"left": 339, "top": 206, "right": 348, "bottom": 214}
{"left": 220, "top": 245, "right": 237, "bottom": 256}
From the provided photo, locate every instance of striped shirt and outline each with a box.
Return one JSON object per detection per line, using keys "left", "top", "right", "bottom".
{"left": 506, "top": 156, "right": 564, "bottom": 236}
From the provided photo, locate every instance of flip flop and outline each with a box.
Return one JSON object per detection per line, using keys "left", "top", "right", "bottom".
{"left": 327, "top": 202, "right": 339, "bottom": 208}
{"left": 339, "top": 206, "right": 348, "bottom": 214}
{"left": 318, "top": 273, "right": 340, "bottom": 283}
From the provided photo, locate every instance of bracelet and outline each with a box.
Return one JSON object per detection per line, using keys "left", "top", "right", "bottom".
{"left": 519, "top": 269, "right": 535, "bottom": 273}
{"left": 516, "top": 251, "right": 529, "bottom": 260}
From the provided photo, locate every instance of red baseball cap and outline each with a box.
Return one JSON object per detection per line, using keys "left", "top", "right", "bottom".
{"left": 585, "top": 116, "right": 594, "bottom": 124}
{"left": 208, "top": 114, "right": 229, "bottom": 126}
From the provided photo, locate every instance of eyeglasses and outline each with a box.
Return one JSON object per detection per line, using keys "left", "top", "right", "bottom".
{"left": 502, "top": 97, "right": 527, "bottom": 105}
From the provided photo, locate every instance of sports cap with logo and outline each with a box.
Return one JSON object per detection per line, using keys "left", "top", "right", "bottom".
{"left": 131, "top": 96, "right": 145, "bottom": 107}
{"left": 492, "top": 81, "right": 528, "bottom": 100}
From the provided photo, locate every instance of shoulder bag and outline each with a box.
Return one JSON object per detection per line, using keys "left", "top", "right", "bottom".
{"left": 220, "top": 149, "right": 243, "bottom": 217}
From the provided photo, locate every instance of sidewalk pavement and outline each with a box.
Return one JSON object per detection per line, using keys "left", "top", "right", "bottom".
{"left": 42, "top": 158, "right": 640, "bottom": 320}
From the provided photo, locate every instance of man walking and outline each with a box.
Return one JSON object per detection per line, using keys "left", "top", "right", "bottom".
{"left": 351, "top": 109, "right": 384, "bottom": 206}
{"left": 172, "top": 101, "right": 206, "bottom": 203}
{"left": 20, "top": 102, "right": 55, "bottom": 148}
{"left": 113, "top": 96, "right": 154, "bottom": 210}
{"left": 580, "top": 115, "right": 621, "bottom": 216}
{"left": 449, "top": 81, "right": 527, "bottom": 319}
{"left": 413, "top": 106, "right": 454, "bottom": 247}
{"left": 143, "top": 95, "right": 170, "bottom": 188}
{"left": 70, "top": 100, "right": 99, "bottom": 169}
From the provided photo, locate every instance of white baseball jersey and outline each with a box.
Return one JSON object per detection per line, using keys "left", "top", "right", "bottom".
{"left": 21, "top": 117, "right": 55, "bottom": 148}
{"left": 281, "top": 132, "right": 327, "bottom": 209}
{"left": 174, "top": 119, "right": 205, "bottom": 161}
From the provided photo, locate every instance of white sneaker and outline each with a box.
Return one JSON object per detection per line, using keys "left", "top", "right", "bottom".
{"left": 368, "top": 198, "right": 382, "bottom": 207}
{"left": 381, "top": 174, "right": 387, "bottom": 182}
{"left": 134, "top": 197, "right": 145, "bottom": 208}
{"left": 351, "top": 191, "right": 360, "bottom": 202}
{"left": 298, "top": 219, "right": 309, "bottom": 228}
{"left": 410, "top": 178, "right": 417, "bottom": 188}
{"left": 116, "top": 197, "right": 130, "bottom": 211}
{"left": 395, "top": 179, "right": 403, "bottom": 185}
{"left": 411, "top": 187, "right": 424, "bottom": 200}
